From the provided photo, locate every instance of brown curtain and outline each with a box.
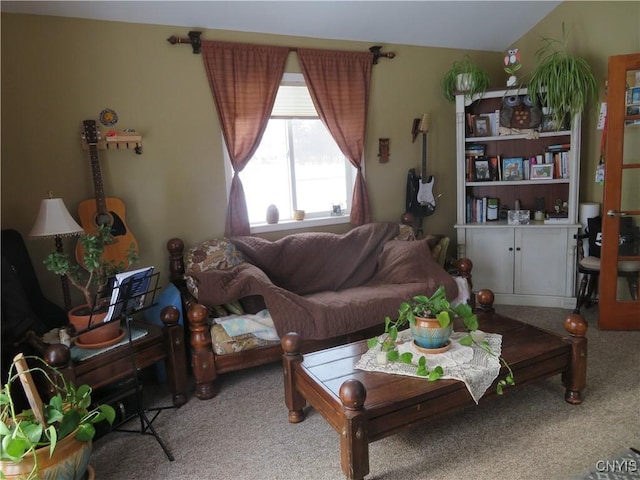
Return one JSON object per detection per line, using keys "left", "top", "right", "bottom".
{"left": 201, "top": 40, "right": 288, "bottom": 236}
{"left": 297, "top": 48, "right": 373, "bottom": 225}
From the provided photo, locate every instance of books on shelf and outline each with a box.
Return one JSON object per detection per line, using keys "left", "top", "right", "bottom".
{"left": 466, "top": 196, "right": 499, "bottom": 223}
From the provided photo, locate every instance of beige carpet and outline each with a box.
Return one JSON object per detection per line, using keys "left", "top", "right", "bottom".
{"left": 91, "top": 305, "right": 640, "bottom": 480}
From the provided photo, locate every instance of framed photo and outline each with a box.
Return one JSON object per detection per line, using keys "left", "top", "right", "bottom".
{"left": 530, "top": 163, "right": 554, "bottom": 180}
{"left": 465, "top": 143, "right": 486, "bottom": 156}
{"left": 473, "top": 158, "right": 492, "bottom": 181}
{"left": 630, "top": 87, "right": 640, "bottom": 105}
{"left": 474, "top": 116, "right": 491, "bottom": 137}
{"left": 502, "top": 157, "right": 524, "bottom": 181}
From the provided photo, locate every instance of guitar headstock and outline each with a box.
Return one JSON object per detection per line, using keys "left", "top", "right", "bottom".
{"left": 81, "top": 120, "right": 101, "bottom": 145}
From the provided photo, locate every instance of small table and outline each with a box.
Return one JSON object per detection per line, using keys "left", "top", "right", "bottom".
{"left": 282, "top": 296, "right": 587, "bottom": 480}
{"left": 36, "top": 306, "right": 188, "bottom": 407}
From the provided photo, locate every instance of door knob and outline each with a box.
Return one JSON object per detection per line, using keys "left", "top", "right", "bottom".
{"left": 607, "top": 209, "right": 629, "bottom": 217}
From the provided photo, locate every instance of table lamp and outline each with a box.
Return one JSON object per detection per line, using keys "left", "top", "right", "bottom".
{"left": 29, "top": 193, "right": 84, "bottom": 310}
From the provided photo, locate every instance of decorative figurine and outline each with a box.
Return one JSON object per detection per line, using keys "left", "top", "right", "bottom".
{"left": 504, "top": 48, "right": 522, "bottom": 87}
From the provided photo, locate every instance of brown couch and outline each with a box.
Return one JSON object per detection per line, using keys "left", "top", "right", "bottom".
{"left": 167, "top": 222, "right": 472, "bottom": 400}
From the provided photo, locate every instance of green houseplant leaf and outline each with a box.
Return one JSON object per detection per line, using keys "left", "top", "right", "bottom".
{"left": 441, "top": 55, "right": 491, "bottom": 103}
{"left": 528, "top": 23, "right": 598, "bottom": 130}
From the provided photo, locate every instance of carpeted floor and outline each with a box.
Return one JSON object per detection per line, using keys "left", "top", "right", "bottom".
{"left": 91, "top": 305, "right": 640, "bottom": 480}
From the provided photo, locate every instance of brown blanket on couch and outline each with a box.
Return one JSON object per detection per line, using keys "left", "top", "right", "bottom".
{"left": 191, "top": 222, "right": 458, "bottom": 340}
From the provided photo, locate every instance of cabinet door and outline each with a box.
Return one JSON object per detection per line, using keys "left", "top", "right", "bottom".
{"left": 465, "top": 228, "right": 514, "bottom": 294}
{"left": 515, "top": 228, "right": 569, "bottom": 296}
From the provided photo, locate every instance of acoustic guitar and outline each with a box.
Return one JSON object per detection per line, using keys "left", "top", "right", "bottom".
{"left": 76, "top": 120, "right": 138, "bottom": 268}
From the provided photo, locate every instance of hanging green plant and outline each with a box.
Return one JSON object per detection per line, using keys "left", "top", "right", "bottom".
{"left": 441, "top": 55, "right": 491, "bottom": 103}
{"left": 528, "top": 23, "right": 598, "bottom": 130}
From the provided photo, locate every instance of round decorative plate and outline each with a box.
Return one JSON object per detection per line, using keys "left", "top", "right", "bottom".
{"left": 99, "top": 108, "right": 118, "bottom": 126}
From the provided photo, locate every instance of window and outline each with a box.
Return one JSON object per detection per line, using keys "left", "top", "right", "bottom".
{"left": 232, "top": 74, "right": 356, "bottom": 226}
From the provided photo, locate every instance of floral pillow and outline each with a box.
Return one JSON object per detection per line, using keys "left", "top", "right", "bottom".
{"left": 184, "top": 238, "right": 245, "bottom": 298}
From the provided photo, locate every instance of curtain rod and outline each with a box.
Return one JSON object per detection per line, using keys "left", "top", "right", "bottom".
{"left": 166, "top": 31, "right": 396, "bottom": 64}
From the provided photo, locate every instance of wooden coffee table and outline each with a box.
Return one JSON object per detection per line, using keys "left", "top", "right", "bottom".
{"left": 282, "top": 293, "right": 587, "bottom": 480}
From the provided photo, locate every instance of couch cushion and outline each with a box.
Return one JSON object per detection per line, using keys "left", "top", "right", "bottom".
{"left": 231, "top": 222, "right": 399, "bottom": 295}
{"left": 185, "top": 237, "right": 245, "bottom": 273}
{"left": 367, "top": 238, "right": 458, "bottom": 298}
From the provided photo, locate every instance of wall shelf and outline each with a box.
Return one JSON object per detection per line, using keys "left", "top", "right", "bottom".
{"left": 81, "top": 132, "right": 143, "bottom": 154}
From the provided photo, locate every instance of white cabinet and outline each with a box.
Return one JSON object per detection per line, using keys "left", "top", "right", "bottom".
{"left": 454, "top": 88, "right": 581, "bottom": 308}
{"left": 462, "top": 226, "right": 576, "bottom": 305}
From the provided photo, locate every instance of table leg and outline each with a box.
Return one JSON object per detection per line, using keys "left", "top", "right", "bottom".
{"left": 562, "top": 313, "right": 588, "bottom": 404}
{"left": 339, "top": 379, "right": 369, "bottom": 480}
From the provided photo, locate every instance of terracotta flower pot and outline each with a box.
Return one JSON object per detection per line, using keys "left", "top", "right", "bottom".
{"left": 411, "top": 316, "right": 453, "bottom": 349}
{"left": 0, "top": 430, "right": 92, "bottom": 480}
{"left": 68, "top": 305, "right": 120, "bottom": 346}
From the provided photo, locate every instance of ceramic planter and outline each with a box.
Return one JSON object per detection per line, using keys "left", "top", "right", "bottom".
{"left": 0, "top": 431, "right": 92, "bottom": 480}
{"left": 68, "top": 305, "right": 120, "bottom": 346}
{"left": 411, "top": 316, "right": 453, "bottom": 349}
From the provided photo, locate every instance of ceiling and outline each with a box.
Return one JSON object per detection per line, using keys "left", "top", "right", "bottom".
{"left": 0, "top": 1, "right": 561, "bottom": 52}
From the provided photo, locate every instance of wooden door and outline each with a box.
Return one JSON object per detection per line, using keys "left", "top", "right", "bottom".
{"left": 599, "top": 53, "right": 640, "bottom": 330}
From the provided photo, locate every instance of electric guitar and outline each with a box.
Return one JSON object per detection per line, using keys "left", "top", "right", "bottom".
{"left": 407, "top": 130, "right": 436, "bottom": 216}
{"left": 76, "top": 120, "right": 139, "bottom": 268}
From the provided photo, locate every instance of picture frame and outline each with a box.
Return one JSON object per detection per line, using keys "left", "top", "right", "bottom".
{"left": 473, "top": 116, "right": 491, "bottom": 137}
{"left": 473, "top": 158, "right": 492, "bottom": 181}
{"left": 530, "top": 163, "right": 554, "bottom": 180}
{"left": 465, "top": 143, "right": 486, "bottom": 156}
{"left": 627, "top": 87, "right": 640, "bottom": 105}
{"left": 502, "top": 157, "right": 524, "bottom": 181}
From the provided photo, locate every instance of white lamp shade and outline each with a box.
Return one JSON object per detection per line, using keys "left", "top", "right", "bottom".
{"left": 29, "top": 198, "right": 84, "bottom": 238}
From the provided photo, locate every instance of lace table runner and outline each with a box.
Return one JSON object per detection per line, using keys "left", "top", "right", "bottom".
{"left": 354, "top": 329, "right": 502, "bottom": 403}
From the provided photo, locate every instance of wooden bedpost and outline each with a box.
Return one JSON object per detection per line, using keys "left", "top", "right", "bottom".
{"left": 187, "top": 303, "right": 218, "bottom": 400}
{"left": 281, "top": 332, "right": 306, "bottom": 423}
{"left": 160, "top": 306, "right": 189, "bottom": 407}
{"left": 167, "top": 238, "right": 185, "bottom": 284}
{"left": 562, "top": 312, "right": 588, "bottom": 404}
{"left": 454, "top": 257, "right": 473, "bottom": 291}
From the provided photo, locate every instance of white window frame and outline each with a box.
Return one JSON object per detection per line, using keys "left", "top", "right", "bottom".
{"left": 222, "top": 73, "right": 358, "bottom": 233}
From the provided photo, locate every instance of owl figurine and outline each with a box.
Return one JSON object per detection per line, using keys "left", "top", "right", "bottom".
{"left": 504, "top": 48, "right": 522, "bottom": 87}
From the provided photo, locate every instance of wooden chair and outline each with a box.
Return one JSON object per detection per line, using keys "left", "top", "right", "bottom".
{"left": 574, "top": 216, "right": 640, "bottom": 314}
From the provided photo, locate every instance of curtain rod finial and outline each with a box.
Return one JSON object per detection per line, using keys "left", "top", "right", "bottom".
{"left": 369, "top": 46, "right": 396, "bottom": 64}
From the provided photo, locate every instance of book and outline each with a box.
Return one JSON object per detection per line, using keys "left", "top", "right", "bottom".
{"left": 105, "top": 266, "right": 155, "bottom": 323}
{"left": 487, "top": 198, "right": 499, "bottom": 221}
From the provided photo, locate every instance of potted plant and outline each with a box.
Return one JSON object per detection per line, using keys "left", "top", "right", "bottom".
{"left": 528, "top": 23, "right": 598, "bottom": 130}
{"left": 368, "top": 286, "right": 515, "bottom": 393}
{"left": 44, "top": 224, "right": 138, "bottom": 345}
{"left": 441, "top": 55, "right": 491, "bottom": 103}
{"left": 0, "top": 354, "right": 115, "bottom": 479}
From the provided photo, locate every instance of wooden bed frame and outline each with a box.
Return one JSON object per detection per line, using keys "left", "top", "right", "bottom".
{"left": 167, "top": 237, "right": 474, "bottom": 400}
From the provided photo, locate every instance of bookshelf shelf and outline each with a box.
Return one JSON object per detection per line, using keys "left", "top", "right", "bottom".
{"left": 454, "top": 87, "right": 581, "bottom": 308}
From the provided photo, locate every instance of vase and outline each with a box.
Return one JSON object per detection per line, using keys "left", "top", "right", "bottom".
{"left": 411, "top": 316, "right": 453, "bottom": 350}
{"left": 266, "top": 204, "right": 279, "bottom": 224}
{"left": 68, "top": 305, "right": 120, "bottom": 346}
{"left": 0, "top": 430, "right": 92, "bottom": 480}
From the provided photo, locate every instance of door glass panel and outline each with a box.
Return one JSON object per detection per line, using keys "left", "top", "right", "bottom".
{"left": 615, "top": 67, "right": 640, "bottom": 301}
{"left": 622, "top": 119, "right": 640, "bottom": 165}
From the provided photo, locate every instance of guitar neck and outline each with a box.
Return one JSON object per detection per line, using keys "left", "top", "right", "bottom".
{"left": 421, "top": 132, "right": 428, "bottom": 183}
{"left": 88, "top": 144, "right": 108, "bottom": 215}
